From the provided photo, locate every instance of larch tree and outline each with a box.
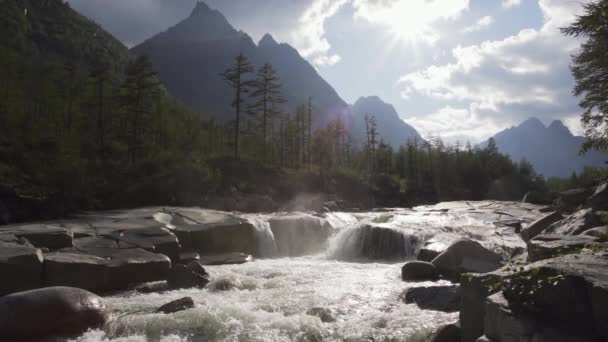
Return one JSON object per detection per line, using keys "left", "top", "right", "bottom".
{"left": 220, "top": 53, "right": 255, "bottom": 160}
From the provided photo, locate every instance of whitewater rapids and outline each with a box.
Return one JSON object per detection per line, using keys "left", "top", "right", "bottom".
{"left": 68, "top": 201, "right": 545, "bottom": 342}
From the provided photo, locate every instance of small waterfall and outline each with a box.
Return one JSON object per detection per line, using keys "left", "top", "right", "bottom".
{"left": 268, "top": 214, "right": 334, "bottom": 257}
{"left": 328, "top": 224, "right": 422, "bottom": 261}
{"left": 246, "top": 216, "right": 279, "bottom": 258}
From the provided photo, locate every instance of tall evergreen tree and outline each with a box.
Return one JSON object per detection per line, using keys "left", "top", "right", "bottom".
{"left": 220, "top": 53, "right": 255, "bottom": 160}
{"left": 562, "top": 1, "right": 608, "bottom": 152}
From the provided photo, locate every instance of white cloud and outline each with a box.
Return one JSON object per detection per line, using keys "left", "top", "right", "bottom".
{"left": 502, "top": 0, "right": 523, "bottom": 9}
{"left": 399, "top": 0, "right": 591, "bottom": 138}
{"left": 291, "top": 0, "right": 348, "bottom": 66}
{"left": 291, "top": 0, "right": 470, "bottom": 66}
{"left": 463, "top": 16, "right": 493, "bottom": 33}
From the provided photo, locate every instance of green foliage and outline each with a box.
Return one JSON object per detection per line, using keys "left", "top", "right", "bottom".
{"left": 562, "top": 0, "right": 608, "bottom": 152}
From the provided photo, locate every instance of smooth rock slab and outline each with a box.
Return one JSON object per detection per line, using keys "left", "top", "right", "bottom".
{"left": 545, "top": 208, "right": 601, "bottom": 236}
{"left": 0, "top": 287, "right": 107, "bottom": 341}
{"left": 0, "top": 244, "right": 43, "bottom": 295}
{"left": 527, "top": 234, "right": 599, "bottom": 262}
{"left": 0, "top": 224, "right": 73, "bottom": 250}
{"left": 520, "top": 211, "right": 562, "bottom": 241}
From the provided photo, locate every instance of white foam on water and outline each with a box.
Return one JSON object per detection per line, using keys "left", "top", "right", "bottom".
{"left": 76, "top": 258, "right": 456, "bottom": 342}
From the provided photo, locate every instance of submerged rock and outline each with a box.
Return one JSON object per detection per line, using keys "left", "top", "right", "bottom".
{"left": 432, "top": 239, "right": 502, "bottom": 280}
{"left": 430, "top": 322, "right": 462, "bottom": 342}
{"left": 157, "top": 297, "right": 195, "bottom": 314}
{"left": 402, "top": 285, "right": 462, "bottom": 313}
{"left": 401, "top": 261, "right": 439, "bottom": 281}
{"left": 0, "top": 287, "right": 107, "bottom": 341}
{"left": 306, "top": 307, "right": 336, "bottom": 323}
{"left": 168, "top": 262, "right": 210, "bottom": 289}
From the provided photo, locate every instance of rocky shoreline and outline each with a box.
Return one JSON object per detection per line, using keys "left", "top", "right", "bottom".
{"left": 403, "top": 183, "right": 608, "bottom": 342}
{"left": 0, "top": 184, "right": 606, "bottom": 341}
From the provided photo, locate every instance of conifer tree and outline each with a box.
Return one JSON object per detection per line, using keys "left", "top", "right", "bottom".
{"left": 220, "top": 53, "right": 255, "bottom": 160}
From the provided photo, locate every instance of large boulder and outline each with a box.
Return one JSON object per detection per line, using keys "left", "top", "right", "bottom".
{"left": 157, "top": 297, "right": 195, "bottom": 314}
{"left": 0, "top": 287, "right": 107, "bottom": 341}
{"left": 520, "top": 211, "right": 563, "bottom": 241}
{"left": 545, "top": 208, "right": 601, "bottom": 235}
{"left": 268, "top": 214, "right": 333, "bottom": 256}
{"left": 556, "top": 188, "right": 593, "bottom": 212}
{"left": 432, "top": 239, "right": 502, "bottom": 280}
{"left": 401, "top": 261, "right": 439, "bottom": 281}
{"left": 461, "top": 254, "right": 608, "bottom": 342}
{"left": 586, "top": 182, "right": 608, "bottom": 210}
{"left": 44, "top": 248, "right": 171, "bottom": 292}
{"left": 402, "top": 285, "right": 461, "bottom": 313}
{"left": 0, "top": 244, "right": 43, "bottom": 295}
{"left": 527, "top": 234, "right": 599, "bottom": 262}
{"left": 174, "top": 216, "right": 260, "bottom": 256}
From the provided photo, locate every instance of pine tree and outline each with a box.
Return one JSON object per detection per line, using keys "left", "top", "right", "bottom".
{"left": 220, "top": 53, "right": 255, "bottom": 160}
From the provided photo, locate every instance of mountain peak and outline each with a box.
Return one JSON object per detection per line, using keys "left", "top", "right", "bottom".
{"left": 191, "top": 1, "right": 211, "bottom": 14}
{"left": 519, "top": 117, "right": 545, "bottom": 130}
{"left": 259, "top": 33, "right": 278, "bottom": 47}
{"left": 548, "top": 120, "right": 572, "bottom": 135}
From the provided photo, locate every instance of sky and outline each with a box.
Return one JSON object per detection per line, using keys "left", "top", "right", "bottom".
{"left": 67, "top": 0, "right": 591, "bottom": 143}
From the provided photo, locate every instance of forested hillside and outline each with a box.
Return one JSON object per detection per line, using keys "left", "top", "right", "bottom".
{"left": 0, "top": 0, "right": 558, "bottom": 223}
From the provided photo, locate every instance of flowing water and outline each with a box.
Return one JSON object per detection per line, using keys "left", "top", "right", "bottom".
{"left": 69, "top": 201, "right": 544, "bottom": 342}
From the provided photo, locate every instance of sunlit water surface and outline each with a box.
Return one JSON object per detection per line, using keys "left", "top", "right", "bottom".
{"left": 72, "top": 257, "right": 456, "bottom": 342}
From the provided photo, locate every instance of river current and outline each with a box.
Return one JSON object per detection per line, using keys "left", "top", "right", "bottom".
{"left": 68, "top": 201, "right": 544, "bottom": 342}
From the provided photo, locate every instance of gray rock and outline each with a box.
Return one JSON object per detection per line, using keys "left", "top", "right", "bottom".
{"left": 73, "top": 236, "right": 118, "bottom": 249}
{"left": 557, "top": 188, "right": 593, "bottom": 212}
{"left": 157, "top": 297, "right": 195, "bottom": 314}
{"left": 432, "top": 239, "right": 502, "bottom": 280}
{"left": 587, "top": 182, "right": 608, "bottom": 210}
{"left": 402, "top": 285, "right": 461, "bottom": 312}
{"left": 430, "top": 322, "right": 461, "bottom": 342}
{"left": 545, "top": 208, "right": 601, "bottom": 235}
{"left": 44, "top": 248, "right": 171, "bottom": 292}
{"left": 520, "top": 211, "right": 563, "bottom": 241}
{"left": 116, "top": 227, "right": 181, "bottom": 261}
{"left": 306, "top": 307, "right": 336, "bottom": 323}
{"left": 460, "top": 271, "right": 507, "bottom": 342}
{"left": 0, "top": 287, "right": 107, "bottom": 341}
{"left": 527, "top": 234, "right": 599, "bottom": 262}
{"left": 174, "top": 217, "right": 259, "bottom": 256}
{"left": 168, "top": 262, "right": 210, "bottom": 289}
{"left": 0, "top": 244, "right": 43, "bottom": 295}
{"left": 417, "top": 244, "right": 444, "bottom": 262}
{"left": 582, "top": 226, "right": 608, "bottom": 240}
{"left": 198, "top": 252, "right": 253, "bottom": 265}
{"left": 401, "top": 261, "right": 439, "bottom": 281}
{"left": 1, "top": 224, "right": 73, "bottom": 250}
{"left": 44, "top": 252, "right": 109, "bottom": 291}
{"left": 484, "top": 292, "right": 536, "bottom": 342}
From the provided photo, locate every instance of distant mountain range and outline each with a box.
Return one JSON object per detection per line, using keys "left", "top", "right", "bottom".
{"left": 132, "top": 2, "right": 350, "bottom": 129}
{"left": 481, "top": 118, "right": 607, "bottom": 178}
{"left": 350, "top": 96, "right": 422, "bottom": 149}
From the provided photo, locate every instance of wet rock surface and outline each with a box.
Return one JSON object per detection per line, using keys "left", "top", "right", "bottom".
{"left": 0, "top": 286, "right": 107, "bottom": 341}
{"left": 432, "top": 239, "right": 503, "bottom": 280}
{"left": 401, "top": 261, "right": 439, "bottom": 281}
{"left": 157, "top": 297, "right": 195, "bottom": 314}
{"left": 402, "top": 285, "right": 462, "bottom": 312}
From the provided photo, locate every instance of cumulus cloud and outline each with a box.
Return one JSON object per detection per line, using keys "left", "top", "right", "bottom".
{"left": 291, "top": 0, "right": 348, "bottom": 66}
{"left": 502, "top": 0, "right": 523, "bottom": 9}
{"left": 463, "top": 16, "right": 493, "bottom": 33}
{"left": 399, "top": 0, "right": 591, "bottom": 140}
{"left": 292, "top": 0, "right": 470, "bottom": 66}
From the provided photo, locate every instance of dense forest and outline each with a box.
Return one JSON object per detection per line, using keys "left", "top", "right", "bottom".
{"left": 0, "top": 0, "right": 602, "bottom": 222}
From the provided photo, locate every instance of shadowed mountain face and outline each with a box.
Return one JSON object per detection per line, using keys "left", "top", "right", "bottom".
{"left": 482, "top": 118, "right": 607, "bottom": 178}
{"left": 131, "top": 2, "right": 351, "bottom": 129}
{"left": 351, "top": 96, "right": 422, "bottom": 149}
